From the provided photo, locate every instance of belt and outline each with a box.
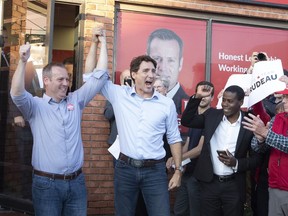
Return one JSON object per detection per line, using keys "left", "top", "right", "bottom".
{"left": 214, "top": 174, "right": 235, "bottom": 183}
{"left": 119, "top": 153, "right": 165, "bottom": 168}
{"left": 33, "top": 168, "right": 82, "bottom": 180}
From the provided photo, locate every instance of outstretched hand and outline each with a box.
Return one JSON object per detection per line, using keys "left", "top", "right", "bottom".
{"left": 195, "top": 85, "right": 213, "bottom": 99}
{"left": 242, "top": 113, "right": 269, "bottom": 142}
{"left": 19, "top": 42, "right": 30, "bottom": 63}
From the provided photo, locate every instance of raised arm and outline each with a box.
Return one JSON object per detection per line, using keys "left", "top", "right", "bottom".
{"left": 11, "top": 43, "right": 31, "bottom": 96}
{"left": 84, "top": 24, "right": 107, "bottom": 73}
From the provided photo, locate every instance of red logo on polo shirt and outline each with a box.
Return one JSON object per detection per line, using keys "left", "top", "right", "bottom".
{"left": 67, "top": 103, "right": 74, "bottom": 111}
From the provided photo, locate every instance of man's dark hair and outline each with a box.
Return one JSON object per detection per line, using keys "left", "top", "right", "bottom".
{"left": 196, "top": 81, "right": 214, "bottom": 96}
{"left": 130, "top": 55, "right": 157, "bottom": 76}
{"left": 224, "top": 85, "right": 245, "bottom": 101}
{"left": 146, "top": 28, "right": 183, "bottom": 60}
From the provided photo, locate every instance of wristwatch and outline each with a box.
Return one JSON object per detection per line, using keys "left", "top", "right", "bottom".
{"left": 175, "top": 166, "right": 184, "bottom": 173}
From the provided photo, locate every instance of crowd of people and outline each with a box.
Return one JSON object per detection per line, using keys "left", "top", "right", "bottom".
{"left": 10, "top": 23, "right": 288, "bottom": 216}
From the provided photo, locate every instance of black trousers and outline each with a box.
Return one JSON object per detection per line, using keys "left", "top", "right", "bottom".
{"left": 200, "top": 176, "right": 244, "bottom": 216}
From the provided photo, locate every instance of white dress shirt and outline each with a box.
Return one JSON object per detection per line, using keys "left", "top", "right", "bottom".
{"left": 210, "top": 113, "right": 241, "bottom": 175}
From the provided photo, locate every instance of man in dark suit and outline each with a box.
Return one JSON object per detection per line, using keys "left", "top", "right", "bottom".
{"left": 147, "top": 28, "right": 189, "bottom": 139}
{"left": 181, "top": 85, "right": 262, "bottom": 216}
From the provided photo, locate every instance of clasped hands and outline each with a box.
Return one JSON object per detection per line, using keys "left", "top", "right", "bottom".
{"left": 92, "top": 23, "right": 106, "bottom": 43}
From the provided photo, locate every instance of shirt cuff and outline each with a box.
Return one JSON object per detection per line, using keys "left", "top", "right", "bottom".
{"left": 232, "top": 159, "right": 238, "bottom": 173}
{"left": 83, "top": 69, "right": 108, "bottom": 83}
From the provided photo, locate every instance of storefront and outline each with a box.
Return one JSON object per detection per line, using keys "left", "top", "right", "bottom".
{"left": 0, "top": 0, "right": 287, "bottom": 215}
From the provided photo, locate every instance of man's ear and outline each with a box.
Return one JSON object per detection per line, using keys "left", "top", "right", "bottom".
{"left": 178, "top": 57, "right": 184, "bottom": 72}
{"left": 131, "top": 71, "right": 136, "bottom": 80}
{"left": 239, "top": 99, "right": 244, "bottom": 107}
{"left": 43, "top": 76, "right": 49, "bottom": 86}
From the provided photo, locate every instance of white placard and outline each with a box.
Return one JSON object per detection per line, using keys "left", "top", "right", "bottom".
{"left": 216, "top": 59, "right": 285, "bottom": 108}
{"left": 108, "top": 135, "right": 120, "bottom": 159}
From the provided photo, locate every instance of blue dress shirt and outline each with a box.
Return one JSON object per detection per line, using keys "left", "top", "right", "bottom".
{"left": 11, "top": 69, "right": 108, "bottom": 174}
{"left": 101, "top": 81, "right": 182, "bottom": 160}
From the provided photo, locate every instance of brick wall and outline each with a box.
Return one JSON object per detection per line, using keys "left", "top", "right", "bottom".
{"left": 83, "top": 1, "right": 115, "bottom": 215}
{"left": 81, "top": 0, "right": 287, "bottom": 215}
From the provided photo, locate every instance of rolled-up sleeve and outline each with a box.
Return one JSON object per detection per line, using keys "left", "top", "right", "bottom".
{"left": 266, "top": 129, "right": 288, "bottom": 153}
{"left": 166, "top": 101, "right": 182, "bottom": 145}
{"left": 10, "top": 91, "right": 34, "bottom": 120}
{"left": 77, "top": 69, "right": 109, "bottom": 107}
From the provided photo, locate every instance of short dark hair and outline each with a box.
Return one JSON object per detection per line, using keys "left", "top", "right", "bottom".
{"left": 195, "top": 81, "right": 214, "bottom": 96}
{"left": 224, "top": 85, "right": 245, "bottom": 101}
{"left": 147, "top": 28, "right": 183, "bottom": 60}
{"left": 130, "top": 55, "right": 157, "bottom": 75}
{"left": 42, "top": 62, "right": 66, "bottom": 79}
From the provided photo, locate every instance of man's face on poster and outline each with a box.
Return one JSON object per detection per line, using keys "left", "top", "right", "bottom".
{"left": 149, "top": 38, "right": 183, "bottom": 91}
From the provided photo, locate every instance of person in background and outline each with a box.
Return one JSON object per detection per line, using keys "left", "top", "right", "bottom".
{"left": 63, "top": 57, "right": 74, "bottom": 92}
{"left": 246, "top": 51, "right": 286, "bottom": 216}
{"left": 153, "top": 76, "right": 170, "bottom": 96}
{"left": 101, "top": 55, "right": 182, "bottom": 216}
{"left": 181, "top": 85, "right": 262, "bottom": 216}
{"left": 242, "top": 75, "right": 288, "bottom": 216}
{"left": 10, "top": 25, "right": 108, "bottom": 216}
{"left": 275, "top": 101, "right": 285, "bottom": 114}
{"left": 167, "top": 81, "right": 214, "bottom": 216}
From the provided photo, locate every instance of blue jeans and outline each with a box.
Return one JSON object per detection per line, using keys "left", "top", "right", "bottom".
{"left": 114, "top": 159, "right": 170, "bottom": 216}
{"left": 32, "top": 173, "right": 87, "bottom": 216}
{"left": 174, "top": 175, "right": 200, "bottom": 216}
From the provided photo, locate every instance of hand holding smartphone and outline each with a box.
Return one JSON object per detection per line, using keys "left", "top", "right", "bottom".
{"left": 217, "top": 150, "right": 228, "bottom": 156}
{"left": 124, "top": 78, "right": 132, "bottom": 87}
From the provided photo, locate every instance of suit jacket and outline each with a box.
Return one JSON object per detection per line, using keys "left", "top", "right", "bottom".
{"left": 172, "top": 85, "right": 189, "bottom": 115}
{"left": 181, "top": 97, "right": 262, "bottom": 202}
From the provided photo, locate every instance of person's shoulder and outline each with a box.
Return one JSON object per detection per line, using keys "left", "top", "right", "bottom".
{"left": 205, "top": 107, "right": 221, "bottom": 116}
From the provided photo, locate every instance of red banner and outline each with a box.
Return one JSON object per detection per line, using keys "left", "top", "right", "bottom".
{"left": 211, "top": 23, "right": 288, "bottom": 107}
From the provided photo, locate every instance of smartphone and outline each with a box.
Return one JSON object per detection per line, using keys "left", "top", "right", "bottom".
{"left": 217, "top": 150, "right": 228, "bottom": 156}
{"left": 124, "top": 78, "right": 132, "bottom": 87}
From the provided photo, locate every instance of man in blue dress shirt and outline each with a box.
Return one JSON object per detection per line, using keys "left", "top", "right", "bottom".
{"left": 10, "top": 27, "right": 108, "bottom": 216}
{"left": 101, "top": 55, "right": 183, "bottom": 216}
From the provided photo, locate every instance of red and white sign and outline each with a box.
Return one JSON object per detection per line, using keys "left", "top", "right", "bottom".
{"left": 211, "top": 23, "right": 288, "bottom": 107}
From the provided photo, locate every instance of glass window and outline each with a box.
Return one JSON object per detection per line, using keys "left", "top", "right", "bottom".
{"left": 211, "top": 22, "right": 288, "bottom": 107}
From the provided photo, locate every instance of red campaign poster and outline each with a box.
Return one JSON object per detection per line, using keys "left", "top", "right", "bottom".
{"left": 115, "top": 12, "right": 206, "bottom": 98}
{"left": 224, "top": 0, "right": 288, "bottom": 8}
{"left": 211, "top": 23, "right": 288, "bottom": 107}
{"left": 115, "top": 12, "right": 207, "bottom": 136}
